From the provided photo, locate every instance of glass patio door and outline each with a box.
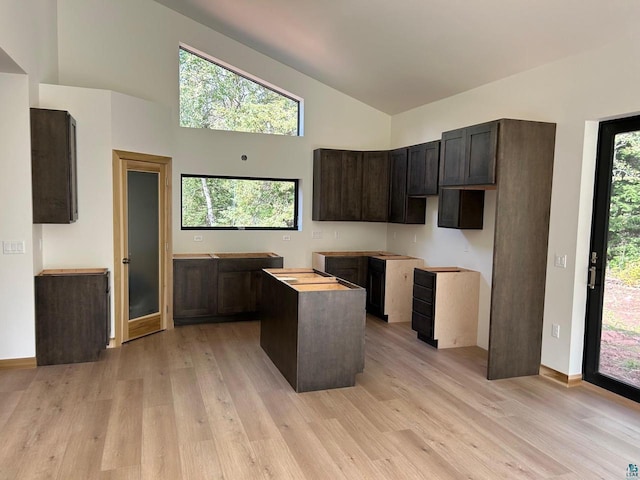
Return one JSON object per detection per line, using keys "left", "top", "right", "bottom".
{"left": 584, "top": 115, "right": 640, "bottom": 402}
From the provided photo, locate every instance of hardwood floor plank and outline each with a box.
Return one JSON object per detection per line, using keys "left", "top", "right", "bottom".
{"left": 170, "top": 367, "right": 213, "bottom": 444}
{"left": 251, "top": 437, "right": 307, "bottom": 480}
{"left": 101, "top": 379, "right": 143, "bottom": 471}
{"left": 141, "top": 404, "right": 182, "bottom": 480}
{"left": 179, "top": 440, "right": 224, "bottom": 480}
{"left": 57, "top": 399, "right": 112, "bottom": 480}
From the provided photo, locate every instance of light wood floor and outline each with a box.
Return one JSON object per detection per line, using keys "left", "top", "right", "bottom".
{"left": 1, "top": 316, "right": 639, "bottom": 479}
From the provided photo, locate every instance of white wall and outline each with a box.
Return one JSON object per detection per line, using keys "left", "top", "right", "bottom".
{"left": 0, "top": 73, "right": 36, "bottom": 360}
{"left": 389, "top": 32, "right": 640, "bottom": 375}
{"left": 56, "top": 0, "right": 392, "bottom": 269}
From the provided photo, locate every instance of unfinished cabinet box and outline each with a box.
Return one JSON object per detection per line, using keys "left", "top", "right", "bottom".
{"left": 412, "top": 267, "right": 480, "bottom": 348}
{"left": 35, "top": 269, "right": 110, "bottom": 365}
{"left": 30, "top": 108, "right": 78, "bottom": 223}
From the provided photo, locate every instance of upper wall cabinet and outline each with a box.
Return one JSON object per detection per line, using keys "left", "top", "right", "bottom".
{"left": 361, "top": 151, "right": 390, "bottom": 222}
{"left": 31, "top": 108, "right": 78, "bottom": 224}
{"left": 313, "top": 149, "right": 390, "bottom": 222}
{"left": 389, "top": 148, "right": 426, "bottom": 224}
{"left": 312, "top": 149, "right": 363, "bottom": 221}
{"left": 407, "top": 140, "right": 440, "bottom": 196}
{"left": 440, "top": 121, "right": 498, "bottom": 187}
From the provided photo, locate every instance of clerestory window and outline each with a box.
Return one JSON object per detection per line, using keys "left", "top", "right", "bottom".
{"left": 179, "top": 45, "right": 302, "bottom": 136}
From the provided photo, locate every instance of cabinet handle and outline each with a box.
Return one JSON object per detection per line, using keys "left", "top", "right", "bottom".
{"left": 588, "top": 266, "right": 596, "bottom": 290}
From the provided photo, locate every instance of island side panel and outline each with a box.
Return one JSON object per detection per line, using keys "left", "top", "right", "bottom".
{"left": 296, "top": 288, "right": 366, "bottom": 392}
{"left": 384, "top": 258, "right": 424, "bottom": 323}
{"left": 433, "top": 270, "right": 480, "bottom": 348}
{"left": 260, "top": 272, "right": 300, "bottom": 390}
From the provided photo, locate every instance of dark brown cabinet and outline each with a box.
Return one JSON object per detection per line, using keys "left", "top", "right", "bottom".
{"left": 35, "top": 269, "right": 109, "bottom": 365}
{"left": 437, "top": 189, "right": 484, "bottom": 229}
{"left": 361, "top": 151, "right": 390, "bottom": 222}
{"left": 173, "top": 256, "right": 217, "bottom": 318}
{"left": 366, "top": 257, "right": 386, "bottom": 318}
{"left": 173, "top": 253, "right": 283, "bottom": 322}
{"left": 440, "top": 121, "right": 498, "bottom": 187}
{"left": 312, "top": 149, "right": 362, "bottom": 221}
{"left": 412, "top": 269, "right": 436, "bottom": 346}
{"left": 407, "top": 141, "right": 440, "bottom": 196}
{"left": 389, "top": 148, "right": 426, "bottom": 224}
{"left": 324, "top": 255, "right": 368, "bottom": 288}
{"left": 30, "top": 108, "right": 78, "bottom": 223}
{"left": 313, "top": 149, "right": 390, "bottom": 222}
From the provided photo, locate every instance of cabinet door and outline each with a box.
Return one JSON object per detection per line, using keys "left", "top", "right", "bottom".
{"left": 407, "top": 141, "right": 440, "bottom": 196}
{"left": 388, "top": 148, "right": 408, "bottom": 223}
{"left": 325, "top": 256, "right": 367, "bottom": 287}
{"left": 217, "top": 271, "right": 252, "bottom": 315}
{"left": 173, "top": 259, "right": 216, "bottom": 318}
{"left": 437, "top": 189, "right": 484, "bottom": 229}
{"left": 361, "top": 151, "right": 390, "bottom": 222}
{"left": 439, "top": 128, "right": 465, "bottom": 187}
{"left": 366, "top": 258, "right": 386, "bottom": 319}
{"left": 465, "top": 121, "right": 498, "bottom": 185}
{"left": 30, "top": 108, "right": 78, "bottom": 223}
{"left": 312, "top": 149, "right": 362, "bottom": 221}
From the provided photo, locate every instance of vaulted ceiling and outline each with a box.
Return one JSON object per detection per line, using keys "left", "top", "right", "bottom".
{"left": 154, "top": 0, "right": 640, "bottom": 114}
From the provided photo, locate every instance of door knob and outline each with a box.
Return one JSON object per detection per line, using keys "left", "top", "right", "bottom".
{"left": 122, "top": 258, "right": 131, "bottom": 264}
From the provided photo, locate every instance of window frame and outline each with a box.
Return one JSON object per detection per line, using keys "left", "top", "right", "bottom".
{"left": 179, "top": 44, "right": 304, "bottom": 136}
{"left": 180, "top": 173, "right": 300, "bottom": 231}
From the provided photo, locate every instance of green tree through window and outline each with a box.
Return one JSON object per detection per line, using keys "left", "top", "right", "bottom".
{"left": 182, "top": 175, "right": 298, "bottom": 230}
{"left": 179, "top": 46, "right": 300, "bottom": 135}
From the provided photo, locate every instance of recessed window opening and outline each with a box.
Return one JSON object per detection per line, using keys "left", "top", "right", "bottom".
{"left": 179, "top": 45, "right": 303, "bottom": 136}
{"left": 181, "top": 174, "right": 299, "bottom": 230}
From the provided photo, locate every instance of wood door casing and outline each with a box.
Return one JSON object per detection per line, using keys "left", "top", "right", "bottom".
{"left": 112, "top": 150, "right": 172, "bottom": 345}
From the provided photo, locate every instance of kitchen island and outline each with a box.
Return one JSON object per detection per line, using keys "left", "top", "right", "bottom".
{"left": 260, "top": 268, "right": 366, "bottom": 392}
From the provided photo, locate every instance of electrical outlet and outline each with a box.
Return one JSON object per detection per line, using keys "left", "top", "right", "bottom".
{"left": 193, "top": 235, "right": 203, "bottom": 242}
{"left": 312, "top": 231, "right": 322, "bottom": 239}
{"left": 283, "top": 235, "right": 291, "bottom": 241}
{"left": 552, "top": 324, "right": 560, "bottom": 338}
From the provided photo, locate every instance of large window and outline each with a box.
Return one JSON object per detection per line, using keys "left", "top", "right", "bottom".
{"left": 179, "top": 46, "right": 302, "bottom": 136}
{"left": 181, "top": 175, "right": 299, "bottom": 230}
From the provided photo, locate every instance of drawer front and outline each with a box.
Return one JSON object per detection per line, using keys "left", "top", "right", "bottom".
{"left": 414, "top": 269, "right": 435, "bottom": 288}
{"left": 411, "top": 311, "right": 434, "bottom": 337}
{"left": 413, "top": 284, "right": 434, "bottom": 303}
{"left": 412, "top": 297, "right": 433, "bottom": 317}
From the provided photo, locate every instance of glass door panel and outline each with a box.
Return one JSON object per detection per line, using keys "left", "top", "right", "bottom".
{"left": 127, "top": 170, "right": 159, "bottom": 320}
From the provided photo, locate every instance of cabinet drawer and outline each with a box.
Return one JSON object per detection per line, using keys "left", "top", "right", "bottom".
{"left": 412, "top": 297, "right": 433, "bottom": 317}
{"left": 413, "top": 284, "right": 434, "bottom": 303}
{"left": 411, "top": 311, "right": 434, "bottom": 337}
{"left": 414, "top": 269, "right": 435, "bottom": 288}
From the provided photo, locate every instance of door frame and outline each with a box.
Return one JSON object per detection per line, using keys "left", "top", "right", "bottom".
{"left": 112, "top": 150, "right": 173, "bottom": 346}
{"left": 584, "top": 115, "right": 640, "bottom": 402}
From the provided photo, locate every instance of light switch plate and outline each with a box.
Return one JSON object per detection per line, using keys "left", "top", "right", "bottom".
{"left": 3, "top": 241, "right": 25, "bottom": 254}
{"left": 554, "top": 254, "right": 567, "bottom": 268}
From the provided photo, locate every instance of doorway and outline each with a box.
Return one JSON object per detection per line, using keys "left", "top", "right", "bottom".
{"left": 112, "top": 150, "right": 172, "bottom": 345}
{"left": 584, "top": 115, "right": 640, "bottom": 402}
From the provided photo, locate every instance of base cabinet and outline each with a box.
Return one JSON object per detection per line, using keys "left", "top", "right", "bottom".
{"left": 412, "top": 267, "right": 479, "bottom": 348}
{"left": 173, "top": 256, "right": 217, "bottom": 318}
{"left": 35, "top": 269, "right": 110, "bottom": 365}
{"left": 173, "top": 253, "right": 283, "bottom": 322}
